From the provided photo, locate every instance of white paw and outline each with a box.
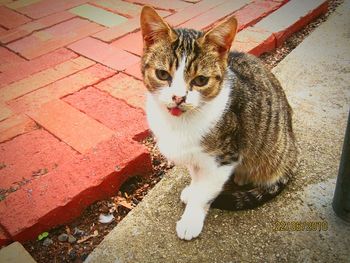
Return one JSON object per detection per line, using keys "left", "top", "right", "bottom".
{"left": 180, "top": 186, "right": 192, "bottom": 204}
{"left": 176, "top": 217, "right": 203, "bottom": 240}
{"left": 176, "top": 208, "right": 205, "bottom": 240}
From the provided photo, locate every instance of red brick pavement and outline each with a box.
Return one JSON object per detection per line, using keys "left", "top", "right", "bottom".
{"left": 0, "top": 0, "right": 328, "bottom": 246}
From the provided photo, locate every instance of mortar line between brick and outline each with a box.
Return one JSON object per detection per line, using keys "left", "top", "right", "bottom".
{"left": 65, "top": 47, "right": 134, "bottom": 73}
{"left": 202, "top": 2, "right": 252, "bottom": 31}
{"left": 1, "top": 44, "right": 29, "bottom": 61}
{"left": 91, "top": 28, "right": 141, "bottom": 44}
{"left": 88, "top": 2, "right": 132, "bottom": 19}
{"left": 122, "top": 70, "right": 142, "bottom": 81}
{"left": 28, "top": 118, "right": 83, "bottom": 155}
{"left": 2, "top": 15, "right": 79, "bottom": 45}
{"left": 4, "top": 62, "right": 98, "bottom": 103}
{"left": 170, "top": 0, "right": 227, "bottom": 27}
{"left": 92, "top": 84, "right": 146, "bottom": 113}
{"left": 58, "top": 70, "right": 119, "bottom": 103}
{"left": 122, "top": 0, "right": 179, "bottom": 12}
{"left": 61, "top": 93, "right": 125, "bottom": 137}
{"left": 236, "top": 1, "right": 289, "bottom": 32}
{"left": 124, "top": 49, "right": 141, "bottom": 58}
{"left": 0, "top": 121, "right": 40, "bottom": 145}
{"left": 5, "top": 5, "right": 34, "bottom": 21}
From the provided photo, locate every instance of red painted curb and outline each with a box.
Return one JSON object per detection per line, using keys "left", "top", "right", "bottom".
{"left": 0, "top": 136, "right": 152, "bottom": 242}
{"left": 274, "top": 1, "right": 328, "bottom": 47}
{"left": 0, "top": 226, "right": 11, "bottom": 247}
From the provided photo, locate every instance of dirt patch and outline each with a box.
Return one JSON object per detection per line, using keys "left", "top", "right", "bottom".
{"left": 23, "top": 137, "right": 173, "bottom": 263}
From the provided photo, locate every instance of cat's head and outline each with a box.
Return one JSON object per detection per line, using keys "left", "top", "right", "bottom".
{"left": 140, "top": 6, "right": 237, "bottom": 117}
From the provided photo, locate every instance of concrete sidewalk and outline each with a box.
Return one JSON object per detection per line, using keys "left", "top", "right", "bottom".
{"left": 86, "top": 1, "right": 350, "bottom": 262}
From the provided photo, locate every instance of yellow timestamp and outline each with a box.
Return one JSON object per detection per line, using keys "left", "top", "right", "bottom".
{"left": 272, "top": 221, "right": 328, "bottom": 231}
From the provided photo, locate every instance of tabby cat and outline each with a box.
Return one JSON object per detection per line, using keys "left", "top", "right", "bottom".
{"left": 140, "top": 6, "right": 298, "bottom": 240}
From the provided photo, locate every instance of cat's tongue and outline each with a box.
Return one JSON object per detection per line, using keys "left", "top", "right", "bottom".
{"left": 169, "top": 107, "right": 183, "bottom": 117}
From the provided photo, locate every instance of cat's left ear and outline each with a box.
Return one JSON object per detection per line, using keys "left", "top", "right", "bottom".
{"left": 199, "top": 16, "right": 238, "bottom": 55}
{"left": 140, "top": 6, "right": 177, "bottom": 48}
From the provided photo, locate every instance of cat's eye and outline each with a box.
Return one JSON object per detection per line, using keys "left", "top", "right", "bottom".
{"left": 155, "top": 69, "right": 171, "bottom": 81}
{"left": 191, "top": 75, "right": 209, "bottom": 87}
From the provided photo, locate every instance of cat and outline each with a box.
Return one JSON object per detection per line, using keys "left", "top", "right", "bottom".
{"left": 140, "top": 6, "right": 298, "bottom": 240}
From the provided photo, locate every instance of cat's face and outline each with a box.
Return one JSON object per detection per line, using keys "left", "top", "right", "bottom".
{"left": 140, "top": 6, "right": 237, "bottom": 117}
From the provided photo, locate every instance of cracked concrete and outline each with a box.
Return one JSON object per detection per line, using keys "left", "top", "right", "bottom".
{"left": 86, "top": 1, "right": 350, "bottom": 262}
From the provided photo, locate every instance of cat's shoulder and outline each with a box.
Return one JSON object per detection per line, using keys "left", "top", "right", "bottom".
{"left": 228, "top": 51, "right": 267, "bottom": 74}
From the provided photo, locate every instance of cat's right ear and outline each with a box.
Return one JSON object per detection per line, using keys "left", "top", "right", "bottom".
{"left": 140, "top": 6, "right": 176, "bottom": 48}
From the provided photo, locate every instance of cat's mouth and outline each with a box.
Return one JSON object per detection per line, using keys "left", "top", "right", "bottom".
{"left": 167, "top": 106, "right": 184, "bottom": 117}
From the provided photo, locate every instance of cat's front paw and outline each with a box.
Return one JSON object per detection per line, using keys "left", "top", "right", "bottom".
{"left": 176, "top": 216, "right": 203, "bottom": 240}
{"left": 180, "top": 186, "right": 192, "bottom": 204}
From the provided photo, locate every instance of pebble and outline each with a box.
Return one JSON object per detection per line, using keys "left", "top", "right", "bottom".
{"left": 43, "top": 238, "right": 53, "bottom": 246}
{"left": 73, "top": 227, "right": 85, "bottom": 237}
{"left": 58, "top": 233, "right": 69, "bottom": 242}
{"left": 68, "top": 234, "right": 76, "bottom": 244}
{"left": 68, "top": 250, "right": 77, "bottom": 261}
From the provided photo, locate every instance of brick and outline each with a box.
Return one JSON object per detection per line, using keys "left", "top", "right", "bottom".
{"left": 0, "top": 129, "right": 79, "bottom": 191}
{"left": 7, "top": 18, "right": 103, "bottom": 59}
{"left": 63, "top": 87, "right": 148, "bottom": 140}
{"left": 28, "top": 100, "right": 115, "bottom": 153}
{"left": 8, "top": 64, "right": 116, "bottom": 113}
{"left": 0, "top": 103, "right": 13, "bottom": 121}
{"left": 70, "top": 4, "right": 127, "bottom": 27}
{"left": 233, "top": 26, "right": 276, "bottom": 56}
{"left": 5, "top": 0, "right": 42, "bottom": 10}
{"left": 0, "top": 46, "right": 25, "bottom": 69}
{"left": 112, "top": 31, "right": 142, "bottom": 56}
{"left": 0, "top": 114, "right": 37, "bottom": 143}
{"left": 123, "top": 0, "right": 191, "bottom": 11}
{"left": 180, "top": 0, "right": 250, "bottom": 30}
{"left": 0, "top": 48, "right": 77, "bottom": 88}
{"left": 0, "top": 6, "right": 30, "bottom": 29}
{"left": 165, "top": 0, "right": 227, "bottom": 27}
{"left": 254, "top": 0, "right": 328, "bottom": 46}
{"left": 233, "top": 0, "right": 286, "bottom": 31}
{"left": 124, "top": 61, "right": 142, "bottom": 80}
{"left": 90, "top": 0, "right": 142, "bottom": 18}
{"left": 68, "top": 37, "right": 139, "bottom": 71}
{"left": 0, "top": 57, "right": 95, "bottom": 102}
{"left": 93, "top": 17, "right": 139, "bottom": 42}
{"left": 0, "top": 134, "right": 151, "bottom": 241}
{"left": 16, "top": 0, "right": 88, "bottom": 19}
{"left": 95, "top": 73, "right": 146, "bottom": 110}
{"left": 0, "top": 11, "right": 75, "bottom": 44}
{"left": 92, "top": 7, "right": 170, "bottom": 43}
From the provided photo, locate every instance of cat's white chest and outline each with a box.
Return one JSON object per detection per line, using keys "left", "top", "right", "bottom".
{"left": 151, "top": 118, "right": 203, "bottom": 164}
{"left": 146, "top": 96, "right": 204, "bottom": 164}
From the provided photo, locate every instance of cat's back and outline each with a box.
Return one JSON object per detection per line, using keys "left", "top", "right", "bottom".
{"left": 226, "top": 51, "right": 293, "bottom": 119}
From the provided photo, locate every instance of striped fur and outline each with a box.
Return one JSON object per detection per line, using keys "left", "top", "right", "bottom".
{"left": 140, "top": 6, "right": 298, "bottom": 239}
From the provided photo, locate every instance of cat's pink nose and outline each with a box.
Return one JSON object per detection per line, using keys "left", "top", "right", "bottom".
{"left": 172, "top": 95, "right": 186, "bottom": 105}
